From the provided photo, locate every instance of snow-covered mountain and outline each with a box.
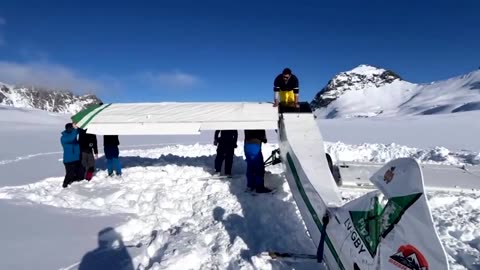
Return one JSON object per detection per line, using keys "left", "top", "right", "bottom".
{"left": 0, "top": 81, "right": 102, "bottom": 114}
{"left": 312, "top": 65, "right": 480, "bottom": 119}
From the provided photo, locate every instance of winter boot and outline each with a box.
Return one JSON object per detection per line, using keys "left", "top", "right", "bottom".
{"left": 256, "top": 186, "right": 274, "bottom": 193}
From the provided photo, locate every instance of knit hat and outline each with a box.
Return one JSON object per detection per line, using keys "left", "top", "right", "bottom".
{"left": 65, "top": 123, "right": 73, "bottom": 131}
{"left": 282, "top": 68, "right": 292, "bottom": 75}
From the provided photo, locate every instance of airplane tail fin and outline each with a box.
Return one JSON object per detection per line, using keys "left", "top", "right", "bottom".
{"left": 370, "top": 157, "right": 449, "bottom": 270}
{"left": 325, "top": 158, "right": 449, "bottom": 270}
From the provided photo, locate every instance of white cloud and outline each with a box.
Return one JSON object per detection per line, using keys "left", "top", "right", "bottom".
{"left": 142, "top": 70, "right": 201, "bottom": 89}
{"left": 0, "top": 61, "right": 102, "bottom": 92}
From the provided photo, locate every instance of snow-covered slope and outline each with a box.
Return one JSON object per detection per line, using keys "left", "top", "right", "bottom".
{"left": 0, "top": 81, "right": 102, "bottom": 114}
{"left": 312, "top": 65, "right": 480, "bottom": 119}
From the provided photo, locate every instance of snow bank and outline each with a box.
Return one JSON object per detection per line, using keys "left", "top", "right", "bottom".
{"left": 325, "top": 141, "right": 480, "bottom": 166}
{"left": 0, "top": 143, "right": 478, "bottom": 269}
{"left": 0, "top": 143, "right": 318, "bottom": 269}
{"left": 318, "top": 111, "right": 480, "bottom": 152}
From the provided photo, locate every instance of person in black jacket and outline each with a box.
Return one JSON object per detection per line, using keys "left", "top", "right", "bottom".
{"left": 103, "top": 135, "right": 122, "bottom": 176}
{"left": 214, "top": 130, "right": 238, "bottom": 177}
{"left": 78, "top": 128, "right": 98, "bottom": 180}
{"left": 273, "top": 68, "right": 300, "bottom": 108}
{"left": 243, "top": 129, "right": 272, "bottom": 193}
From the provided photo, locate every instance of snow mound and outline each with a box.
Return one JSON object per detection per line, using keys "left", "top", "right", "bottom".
{"left": 0, "top": 143, "right": 318, "bottom": 269}
{"left": 325, "top": 141, "right": 480, "bottom": 166}
{"left": 0, "top": 143, "right": 478, "bottom": 269}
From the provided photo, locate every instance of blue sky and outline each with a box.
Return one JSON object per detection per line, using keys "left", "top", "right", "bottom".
{"left": 0, "top": 0, "right": 479, "bottom": 103}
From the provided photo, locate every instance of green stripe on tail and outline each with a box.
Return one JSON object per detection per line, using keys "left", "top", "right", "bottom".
{"left": 286, "top": 152, "right": 345, "bottom": 269}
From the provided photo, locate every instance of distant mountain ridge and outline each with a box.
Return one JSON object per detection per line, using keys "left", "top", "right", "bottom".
{"left": 311, "top": 65, "right": 403, "bottom": 109}
{"left": 0, "top": 82, "right": 101, "bottom": 114}
{"left": 311, "top": 65, "right": 480, "bottom": 119}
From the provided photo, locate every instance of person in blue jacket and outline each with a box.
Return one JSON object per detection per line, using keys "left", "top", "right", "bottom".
{"left": 61, "top": 123, "right": 85, "bottom": 188}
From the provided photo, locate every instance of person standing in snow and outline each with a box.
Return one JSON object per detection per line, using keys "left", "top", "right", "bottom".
{"left": 103, "top": 135, "right": 122, "bottom": 176}
{"left": 214, "top": 130, "right": 238, "bottom": 177}
{"left": 78, "top": 128, "right": 98, "bottom": 181}
{"left": 244, "top": 129, "right": 272, "bottom": 193}
{"left": 273, "top": 68, "right": 300, "bottom": 108}
{"left": 60, "top": 123, "right": 84, "bottom": 188}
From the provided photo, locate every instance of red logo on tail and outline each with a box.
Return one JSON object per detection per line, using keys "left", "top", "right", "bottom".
{"left": 389, "top": 244, "right": 429, "bottom": 270}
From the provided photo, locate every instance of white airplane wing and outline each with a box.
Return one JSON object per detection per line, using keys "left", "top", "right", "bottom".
{"left": 71, "top": 102, "right": 279, "bottom": 135}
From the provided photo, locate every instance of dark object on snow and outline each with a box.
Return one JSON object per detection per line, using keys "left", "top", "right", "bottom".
{"left": 79, "top": 227, "right": 134, "bottom": 270}
{"left": 326, "top": 153, "right": 342, "bottom": 186}
{"left": 264, "top": 149, "right": 281, "bottom": 167}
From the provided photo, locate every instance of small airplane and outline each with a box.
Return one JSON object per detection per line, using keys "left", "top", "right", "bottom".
{"left": 72, "top": 101, "right": 449, "bottom": 270}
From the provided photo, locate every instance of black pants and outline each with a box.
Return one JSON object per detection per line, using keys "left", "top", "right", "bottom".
{"left": 63, "top": 160, "right": 85, "bottom": 187}
{"left": 215, "top": 144, "right": 235, "bottom": 175}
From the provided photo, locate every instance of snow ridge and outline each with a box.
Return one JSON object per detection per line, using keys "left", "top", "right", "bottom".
{"left": 325, "top": 141, "right": 480, "bottom": 166}
{"left": 0, "top": 82, "right": 101, "bottom": 114}
{"left": 0, "top": 143, "right": 478, "bottom": 269}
